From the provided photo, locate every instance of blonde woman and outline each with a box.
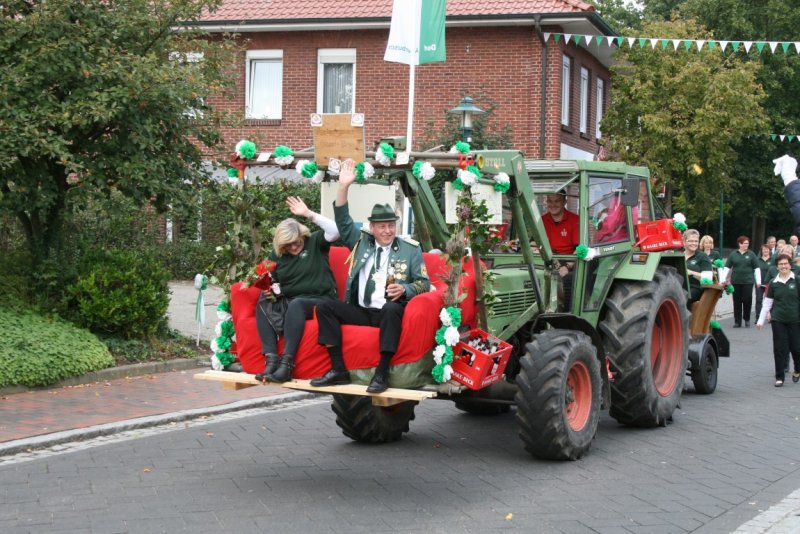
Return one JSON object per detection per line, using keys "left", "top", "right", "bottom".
{"left": 699, "top": 235, "right": 719, "bottom": 261}
{"left": 254, "top": 197, "right": 340, "bottom": 383}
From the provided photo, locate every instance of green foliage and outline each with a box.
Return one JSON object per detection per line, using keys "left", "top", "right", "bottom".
{"left": 588, "top": 0, "right": 644, "bottom": 32}
{"left": 65, "top": 250, "right": 171, "bottom": 339}
{"left": 102, "top": 332, "right": 201, "bottom": 365}
{"left": 417, "top": 92, "right": 514, "bottom": 151}
{"left": 0, "top": 307, "right": 113, "bottom": 388}
{"left": 0, "top": 0, "right": 238, "bottom": 263}
{"left": 602, "top": 18, "right": 767, "bottom": 222}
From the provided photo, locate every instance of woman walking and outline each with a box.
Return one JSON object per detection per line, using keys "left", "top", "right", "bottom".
{"left": 756, "top": 253, "right": 800, "bottom": 387}
{"left": 755, "top": 244, "right": 772, "bottom": 320}
{"left": 725, "top": 235, "right": 759, "bottom": 328}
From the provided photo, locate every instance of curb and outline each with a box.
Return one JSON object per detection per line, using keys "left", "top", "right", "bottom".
{"left": 0, "top": 358, "right": 208, "bottom": 396}
{"left": 0, "top": 390, "right": 320, "bottom": 457}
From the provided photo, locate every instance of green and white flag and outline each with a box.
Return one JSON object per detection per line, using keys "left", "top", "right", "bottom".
{"left": 384, "top": 0, "right": 446, "bottom": 66}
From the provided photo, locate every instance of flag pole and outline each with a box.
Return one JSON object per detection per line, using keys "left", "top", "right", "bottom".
{"left": 405, "top": 64, "right": 416, "bottom": 154}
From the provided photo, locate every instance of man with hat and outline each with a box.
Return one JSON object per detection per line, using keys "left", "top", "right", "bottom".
{"left": 311, "top": 159, "right": 430, "bottom": 393}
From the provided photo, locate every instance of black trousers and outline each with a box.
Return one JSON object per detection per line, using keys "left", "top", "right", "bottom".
{"left": 770, "top": 320, "right": 800, "bottom": 381}
{"left": 755, "top": 285, "right": 766, "bottom": 320}
{"left": 316, "top": 300, "right": 404, "bottom": 354}
{"left": 732, "top": 283, "right": 753, "bottom": 325}
{"left": 255, "top": 297, "right": 318, "bottom": 356}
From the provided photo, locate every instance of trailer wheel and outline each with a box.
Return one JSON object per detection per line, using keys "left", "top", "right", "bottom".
{"left": 600, "top": 266, "right": 689, "bottom": 427}
{"left": 331, "top": 395, "right": 417, "bottom": 443}
{"left": 515, "top": 330, "right": 601, "bottom": 460}
{"left": 691, "top": 341, "right": 718, "bottom": 394}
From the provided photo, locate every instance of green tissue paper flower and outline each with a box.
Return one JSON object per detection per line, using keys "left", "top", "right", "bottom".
{"left": 274, "top": 145, "right": 293, "bottom": 157}
{"left": 575, "top": 244, "right": 589, "bottom": 259}
{"left": 220, "top": 319, "right": 235, "bottom": 338}
{"left": 454, "top": 141, "right": 470, "bottom": 153}
{"left": 700, "top": 278, "right": 712, "bottom": 285}
{"left": 227, "top": 168, "right": 239, "bottom": 178}
{"left": 725, "top": 285, "right": 735, "bottom": 294}
{"left": 466, "top": 165, "right": 481, "bottom": 179}
{"left": 673, "top": 221, "right": 687, "bottom": 231}
{"left": 713, "top": 259, "right": 724, "bottom": 268}
{"left": 217, "top": 351, "right": 235, "bottom": 367}
{"left": 434, "top": 326, "right": 447, "bottom": 345}
{"left": 355, "top": 162, "right": 367, "bottom": 183}
{"left": 453, "top": 177, "right": 464, "bottom": 190}
{"left": 494, "top": 181, "right": 510, "bottom": 193}
{"left": 379, "top": 142, "right": 395, "bottom": 161}
{"left": 710, "top": 320, "right": 721, "bottom": 329}
{"left": 216, "top": 336, "right": 232, "bottom": 351}
{"left": 446, "top": 306, "right": 462, "bottom": 327}
{"left": 217, "top": 300, "right": 231, "bottom": 313}
{"left": 300, "top": 161, "right": 318, "bottom": 178}
{"left": 412, "top": 160, "right": 423, "bottom": 178}
{"left": 239, "top": 141, "right": 257, "bottom": 159}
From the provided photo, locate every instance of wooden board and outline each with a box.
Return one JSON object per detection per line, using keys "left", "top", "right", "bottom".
{"left": 194, "top": 370, "right": 436, "bottom": 405}
{"left": 312, "top": 113, "right": 365, "bottom": 166}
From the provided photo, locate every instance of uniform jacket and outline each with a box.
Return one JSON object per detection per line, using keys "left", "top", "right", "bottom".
{"left": 333, "top": 202, "right": 430, "bottom": 305}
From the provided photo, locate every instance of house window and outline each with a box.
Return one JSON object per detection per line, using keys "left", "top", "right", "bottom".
{"left": 579, "top": 67, "right": 589, "bottom": 135}
{"left": 170, "top": 52, "right": 205, "bottom": 119}
{"left": 596, "top": 78, "right": 605, "bottom": 138}
{"left": 561, "top": 55, "right": 571, "bottom": 126}
{"left": 246, "top": 50, "right": 283, "bottom": 119}
{"left": 317, "top": 49, "right": 356, "bottom": 113}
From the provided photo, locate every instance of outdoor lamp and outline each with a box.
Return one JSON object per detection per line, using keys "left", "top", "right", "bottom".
{"left": 448, "top": 96, "right": 485, "bottom": 143}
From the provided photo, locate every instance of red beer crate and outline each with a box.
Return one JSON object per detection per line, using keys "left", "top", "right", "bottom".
{"left": 635, "top": 218, "right": 683, "bottom": 252}
{"left": 450, "top": 329, "right": 513, "bottom": 390}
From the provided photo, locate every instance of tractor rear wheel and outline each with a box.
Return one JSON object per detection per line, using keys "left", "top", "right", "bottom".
{"left": 515, "top": 330, "right": 601, "bottom": 460}
{"left": 331, "top": 395, "right": 417, "bottom": 443}
{"left": 600, "top": 266, "right": 689, "bottom": 427}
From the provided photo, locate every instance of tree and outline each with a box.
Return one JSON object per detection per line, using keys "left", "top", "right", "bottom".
{"left": 601, "top": 18, "right": 767, "bottom": 222}
{"left": 0, "top": 0, "right": 237, "bottom": 264}
{"left": 588, "top": 0, "right": 644, "bottom": 33}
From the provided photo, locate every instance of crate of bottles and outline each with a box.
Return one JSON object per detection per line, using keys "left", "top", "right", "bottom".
{"left": 635, "top": 219, "right": 683, "bottom": 252}
{"left": 450, "top": 329, "right": 513, "bottom": 390}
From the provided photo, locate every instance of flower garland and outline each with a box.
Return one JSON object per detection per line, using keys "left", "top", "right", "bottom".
{"left": 226, "top": 167, "right": 240, "bottom": 184}
{"left": 295, "top": 160, "right": 318, "bottom": 178}
{"left": 235, "top": 140, "right": 257, "bottom": 160}
{"left": 575, "top": 244, "right": 599, "bottom": 261}
{"left": 375, "top": 142, "right": 395, "bottom": 166}
{"left": 454, "top": 165, "right": 481, "bottom": 190}
{"left": 700, "top": 276, "right": 713, "bottom": 285}
{"left": 210, "top": 300, "right": 236, "bottom": 370}
{"left": 710, "top": 320, "right": 721, "bottom": 329}
{"left": 672, "top": 212, "right": 687, "bottom": 231}
{"left": 432, "top": 306, "right": 462, "bottom": 383}
{"left": 327, "top": 158, "right": 341, "bottom": 177}
{"left": 412, "top": 160, "right": 436, "bottom": 181}
{"left": 273, "top": 145, "right": 294, "bottom": 166}
{"left": 493, "top": 172, "right": 510, "bottom": 193}
{"left": 355, "top": 161, "right": 375, "bottom": 183}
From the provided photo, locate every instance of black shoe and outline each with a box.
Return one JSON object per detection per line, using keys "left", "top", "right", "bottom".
{"left": 264, "top": 353, "right": 280, "bottom": 376}
{"left": 366, "top": 372, "right": 389, "bottom": 394}
{"left": 733, "top": 323, "right": 741, "bottom": 328}
{"left": 792, "top": 373, "right": 800, "bottom": 383}
{"left": 310, "top": 369, "right": 351, "bottom": 387}
{"left": 266, "top": 354, "right": 294, "bottom": 383}
{"left": 745, "top": 321, "right": 750, "bottom": 328}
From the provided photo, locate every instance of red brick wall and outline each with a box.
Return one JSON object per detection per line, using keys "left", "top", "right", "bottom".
{"left": 207, "top": 26, "right": 609, "bottom": 160}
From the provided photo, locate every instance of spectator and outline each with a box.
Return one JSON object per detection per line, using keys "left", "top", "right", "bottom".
{"left": 755, "top": 244, "right": 772, "bottom": 321}
{"left": 699, "top": 235, "right": 720, "bottom": 261}
{"left": 767, "top": 235, "right": 778, "bottom": 257}
{"left": 725, "top": 235, "right": 759, "bottom": 328}
{"left": 791, "top": 235, "right": 800, "bottom": 257}
{"left": 756, "top": 253, "right": 800, "bottom": 387}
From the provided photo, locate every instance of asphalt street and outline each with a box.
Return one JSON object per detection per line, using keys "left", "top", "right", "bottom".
{"left": 2, "top": 308, "right": 800, "bottom": 533}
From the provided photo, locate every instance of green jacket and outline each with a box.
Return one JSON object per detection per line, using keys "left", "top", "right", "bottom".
{"left": 725, "top": 250, "right": 758, "bottom": 284}
{"left": 334, "top": 202, "right": 430, "bottom": 305}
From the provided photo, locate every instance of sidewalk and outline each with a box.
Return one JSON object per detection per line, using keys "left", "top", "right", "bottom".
{"left": 0, "top": 281, "right": 295, "bottom": 453}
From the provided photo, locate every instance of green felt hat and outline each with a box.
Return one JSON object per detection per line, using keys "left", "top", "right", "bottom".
{"left": 368, "top": 203, "right": 399, "bottom": 222}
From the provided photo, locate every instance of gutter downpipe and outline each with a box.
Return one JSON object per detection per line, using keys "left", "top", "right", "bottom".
{"left": 533, "top": 15, "right": 547, "bottom": 159}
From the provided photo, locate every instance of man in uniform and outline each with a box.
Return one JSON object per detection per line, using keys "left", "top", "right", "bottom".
{"left": 311, "top": 159, "right": 430, "bottom": 393}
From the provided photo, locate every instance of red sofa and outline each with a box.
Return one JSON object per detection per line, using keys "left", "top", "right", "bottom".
{"left": 229, "top": 246, "right": 479, "bottom": 385}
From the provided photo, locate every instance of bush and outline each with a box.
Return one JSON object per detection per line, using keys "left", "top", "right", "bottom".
{"left": 65, "top": 249, "right": 171, "bottom": 339}
{"left": 156, "top": 239, "right": 217, "bottom": 280}
{"left": 0, "top": 307, "right": 113, "bottom": 387}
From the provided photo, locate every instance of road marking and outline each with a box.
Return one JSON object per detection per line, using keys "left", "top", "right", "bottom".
{"left": 733, "top": 487, "right": 800, "bottom": 533}
{"left": 0, "top": 397, "right": 327, "bottom": 466}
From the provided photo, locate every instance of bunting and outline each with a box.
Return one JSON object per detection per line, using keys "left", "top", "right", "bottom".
{"left": 544, "top": 32, "right": 800, "bottom": 54}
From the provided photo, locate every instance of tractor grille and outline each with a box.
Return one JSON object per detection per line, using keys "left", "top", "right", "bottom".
{"left": 493, "top": 290, "right": 536, "bottom": 317}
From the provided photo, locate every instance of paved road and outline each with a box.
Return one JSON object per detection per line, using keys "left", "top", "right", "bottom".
{"left": 3, "top": 314, "right": 800, "bottom": 533}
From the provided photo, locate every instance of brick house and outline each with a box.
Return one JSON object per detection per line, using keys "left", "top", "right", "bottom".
{"left": 192, "top": 0, "right": 616, "bottom": 161}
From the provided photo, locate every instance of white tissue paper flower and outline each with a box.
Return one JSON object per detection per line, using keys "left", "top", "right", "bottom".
{"left": 295, "top": 160, "right": 310, "bottom": 175}
{"left": 211, "top": 354, "right": 223, "bottom": 371}
{"left": 673, "top": 212, "right": 686, "bottom": 224}
{"left": 444, "top": 326, "right": 460, "bottom": 346}
{"left": 214, "top": 323, "right": 222, "bottom": 337}
{"left": 584, "top": 247, "right": 599, "bottom": 261}
{"left": 217, "top": 310, "right": 232, "bottom": 321}
{"left": 439, "top": 308, "right": 452, "bottom": 326}
{"left": 494, "top": 172, "right": 510, "bottom": 184}
{"left": 449, "top": 145, "right": 459, "bottom": 153}
{"left": 231, "top": 334, "right": 236, "bottom": 343}
{"left": 443, "top": 364, "right": 453, "bottom": 381}
{"left": 433, "top": 345, "right": 446, "bottom": 365}
{"left": 235, "top": 140, "right": 247, "bottom": 157}
{"left": 420, "top": 162, "right": 435, "bottom": 181}
{"left": 375, "top": 148, "right": 392, "bottom": 167}
{"left": 271, "top": 283, "right": 281, "bottom": 295}
{"left": 361, "top": 161, "right": 375, "bottom": 179}
{"left": 458, "top": 168, "right": 477, "bottom": 186}
{"left": 210, "top": 339, "right": 220, "bottom": 353}
{"left": 274, "top": 155, "right": 294, "bottom": 166}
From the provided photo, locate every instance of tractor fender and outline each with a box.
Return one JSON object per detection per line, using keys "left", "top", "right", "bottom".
{"left": 688, "top": 333, "right": 718, "bottom": 370}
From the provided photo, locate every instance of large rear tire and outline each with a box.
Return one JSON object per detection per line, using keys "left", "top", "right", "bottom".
{"left": 331, "top": 395, "right": 417, "bottom": 443}
{"left": 691, "top": 341, "right": 718, "bottom": 394}
{"left": 515, "top": 330, "right": 602, "bottom": 460}
{"left": 600, "top": 266, "right": 689, "bottom": 427}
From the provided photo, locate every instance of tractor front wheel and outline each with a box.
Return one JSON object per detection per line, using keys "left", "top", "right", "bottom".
{"left": 515, "top": 330, "right": 601, "bottom": 460}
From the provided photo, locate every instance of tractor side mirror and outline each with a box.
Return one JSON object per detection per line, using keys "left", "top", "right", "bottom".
{"left": 619, "top": 178, "right": 639, "bottom": 207}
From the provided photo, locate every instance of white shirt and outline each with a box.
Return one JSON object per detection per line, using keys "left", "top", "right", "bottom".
{"left": 358, "top": 245, "right": 390, "bottom": 308}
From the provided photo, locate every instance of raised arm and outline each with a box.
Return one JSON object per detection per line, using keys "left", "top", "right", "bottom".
{"left": 286, "top": 196, "right": 339, "bottom": 242}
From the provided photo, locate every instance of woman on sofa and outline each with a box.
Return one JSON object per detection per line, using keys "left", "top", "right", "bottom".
{"left": 254, "top": 196, "right": 340, "bottom": 383}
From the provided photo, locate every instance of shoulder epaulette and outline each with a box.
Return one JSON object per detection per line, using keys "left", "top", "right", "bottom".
{"left": 401, "top": 236, "right": 419, "bottom": 247}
